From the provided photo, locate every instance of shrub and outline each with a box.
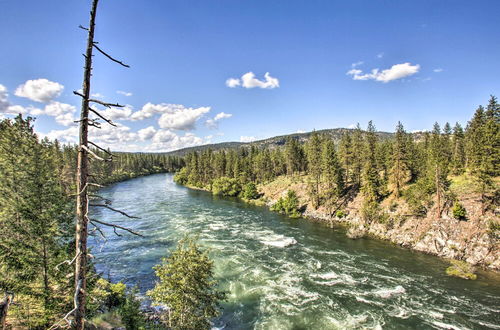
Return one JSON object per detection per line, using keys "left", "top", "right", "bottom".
{"left": 212, "top": 177, "right": 241, "bottom": 196}
{"left": 452, "top": 202, "right": 467, "bottom": 220}
{"left": 335, "top": 210, "right": 347, "bottom": 218}
{"left": 271, "top": 190, "right": 301, "bottom": 218}
{"left": 404, "top": 178, "right": 435, "bottom": 216}
{"left": 445, "top": 260, "right": 477, "bottom": 280}
{"left": 174, "top": 168, "right": 188, "bottom": 185}
{"left": 147, "top": 237, "right": 226, "bottom": 329}
{"left": 242, "top": 182, "right": 259, "bottom": 200}
{"left": 361, "top": 200, "right": 388, "bottom": 223}
{"left": 119, "top": 287, "right": 145, "bottom": 329}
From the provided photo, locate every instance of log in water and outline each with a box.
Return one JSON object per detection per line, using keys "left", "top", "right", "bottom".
{"left": 89, "top": 173, "right": 500, "bottom": 329}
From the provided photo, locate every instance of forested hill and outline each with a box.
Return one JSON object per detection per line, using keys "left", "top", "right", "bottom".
{"left": 164, "top": 127, "right": 398, "bottom": 156}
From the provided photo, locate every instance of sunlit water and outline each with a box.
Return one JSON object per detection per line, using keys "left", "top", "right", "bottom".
{"left": 89, "top": 173, "right": 500, "bottom": 329}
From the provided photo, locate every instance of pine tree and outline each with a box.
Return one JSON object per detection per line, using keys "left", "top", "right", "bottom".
{"left": 351, "top": 124, "right": 364, "bottom": 186}
{"left": 147, "top": 237, "right": 226, "bottom": 329}
{"left": 388, "top": 122, "right": 411, "bottom": 197}
{"left": 306, "top": 132, "right": 323, "bottom": 208}
{"left": 428, "top": 123, "right": 450, "bottom": 218}
{"left": 361, "top": 121, "right": 381, "bottom": 202}
{"left": 338, "top": 131, "right": 353, "bottom": 184}
{"left": 451, "top": 123, "right": 466, "bottom": 175}
{"left": 321, "top": 139, "right": 344, "bottom": 214}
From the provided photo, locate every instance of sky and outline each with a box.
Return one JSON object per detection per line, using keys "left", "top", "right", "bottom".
{"left": 1, "top": 0, "right": 499, "bottom": 152}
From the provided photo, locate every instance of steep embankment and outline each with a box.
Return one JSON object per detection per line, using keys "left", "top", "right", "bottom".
{"left": 258, "top": 175, "right": 500, "bottom": 271}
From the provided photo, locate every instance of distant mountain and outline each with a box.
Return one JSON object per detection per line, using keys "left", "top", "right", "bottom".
{"left": 162, "top": 127, "right": 401, "bottom": 157}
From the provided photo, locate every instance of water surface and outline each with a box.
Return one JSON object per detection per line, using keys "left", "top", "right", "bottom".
{"left": 89, "top": 173, "right": 500, "bottom": 329}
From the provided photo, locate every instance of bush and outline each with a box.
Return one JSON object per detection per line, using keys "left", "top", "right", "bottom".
{"left": 361, "top": 200, "right": 388, "bottom": 223}
{"left": 174, "top": 168, "right": 189, "bottom": 185}
{"left": 242, "top": 182, "right": 259, "bottom": 200}
{"left": 271, "top": 190, "right": 301, "bottom": 218}
{"left": 445, "top": 260, "right": 477, "bottom": 280}
{"left": 119, "top": 287, "right": 145, "bottom": 329}
{"left": 404, "top": 178, "right": 435, "bottom": 216}
{"left": 212, "top": 177, "right": 241, "bottom": 197}
{"left": 452, "top": 202, "right": 467, "bottom": 220}
{"left": 335, "top": 210, "right": 347, "bottom": 218}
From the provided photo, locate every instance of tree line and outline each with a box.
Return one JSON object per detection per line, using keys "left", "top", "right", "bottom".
{"left": 0, "top": 115, "right": 185, "bottom": 328}
{"left": 176, "top": 96, "right": 499, "bottom": 221}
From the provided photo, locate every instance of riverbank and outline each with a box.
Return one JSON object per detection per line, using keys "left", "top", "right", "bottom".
{"left": 180, "top": 174, "right": 499, "bottom": 272}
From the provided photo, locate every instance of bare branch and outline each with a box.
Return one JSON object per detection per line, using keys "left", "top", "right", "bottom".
{"left": 73, "top": 90, "right": 124, "bottom": 108}
{"left": 81, "top": 145, "right": 111, "bottom": 162}
{"left": 89, "top": 193, "right": 112, "bottom": 205}
{"left": 89, "top": 204, "right": 140, "bottom": 219}
{"left": 92, "top": 42, "right": 130, "bottom": 68}
{"left": 55, "top": 252, "right": 81, "bottom": 271}
{"left": 90, "top": 222, "right": 107, "bottom": 240}
{"left": 88, "top": 141, "right": 116, "bottom": 157}
{"left": 78, "top": 25, "right": 89, "bottom": 31}
{"left": 90, "top": 219, "right": 143, "bottom": 237}
{"left": 89, "top": 108, "right": 117, "bottom": 127}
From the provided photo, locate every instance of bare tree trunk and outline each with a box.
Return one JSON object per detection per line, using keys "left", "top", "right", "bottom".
{"left": 74, "top": 0, "right": 99, "bottom": 328}
{"left": 436, "top": 166, "right": 441, "bottom": 218}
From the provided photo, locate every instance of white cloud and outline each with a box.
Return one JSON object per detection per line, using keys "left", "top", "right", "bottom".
{"left": 0, "top": 84, "right": 30, "bottom": 115}
{"left": 347, "top": 124, "right": 357, "bottom": 129}
{"left": 147, "top": 130, "right": 205, "bottom": 152}
{"left": 14, "top": 78, "right": 64, "bottom": 103}
{"left": 100, "top": 105, "right": 133, "bottom": 121}
{"left": 117, "top": 90, "right": 133, "bottom": 97}
{"left": 240, "top": 136, "right": 256, "bottom": 143}
{"left": 351, "top": 61, "right": 364, "bottom": 68}
{"left": 138, "top": 126, "right": 156, "bottom": 141}
{"left": 158, "top": 106, "right": 210, "bottom": 130}
{"left": 225, "top": 78, "right": 241, "bottom": 88}
{"left": 226, "top": 72, "right": 279, "bottom": 89}
{"left": 205, "top": 112, "right": 232, "bottom": 129}
{"left": 29, "top": 101, "right": 77, "bottom": 126}
{"left": 296, "top": 129, "right": 306, "bottom": 134}
{"left": 377, "top": 52, "right": 384, "bottom": 59}
{"left": 347, "top": 62, "right": 420, "bottom": 83}
{"left": 433, "top": 68, "right": 443, "bottom": 73}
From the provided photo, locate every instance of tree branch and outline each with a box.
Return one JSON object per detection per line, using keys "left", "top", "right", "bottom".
{"left": 89, "top": 204, "right": 140, "bottom": 219}
{"left": 73, "top": 90, "right": 124, "bottom": 108}
{"left": 90, "top": 219, "right": 143, "bottom": 237}
{"left": 92, "top": 42, "right": 130, "bottom": 68}
{"left": 89, "top": 108, "right": 117, "bottom": 127}
{"left": 88, "top": 141, "right": 116, "bottom": 158}
{"left": 78, "top": 25, "right": 89, "bottom": 31}
{"left": 81, "top": 145, "right": 111, "bottom": 162}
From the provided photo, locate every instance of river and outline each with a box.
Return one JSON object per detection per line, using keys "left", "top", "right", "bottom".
{"left": 89, "top": 173, "right": 500, "bottom": 329}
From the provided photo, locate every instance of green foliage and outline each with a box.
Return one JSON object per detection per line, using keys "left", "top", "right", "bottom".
{"left": 212, "top": 177, "right": 241, "bottom": 196}
{"left": 242, "top": 182, "right": 259, "bottom": 200}
{"left": 445, "top": 260, "right": 477, "bottom": 280}
{"left": 119, "top": 287, "right": 145, "bottom": 329}
{"left": 87, "top": 278, "right": 127, "bottom": 316}
{"left": 404, "top": 177, "right": 435, "bottom": 216}
{"left": 147, "top": 237, "right": 226, "bottom": 329}
{"left": 452, "top": 202, "right": 467, "bottom": 220}
{"left": 174, "top": 167, "right": 189, "bottom": 185}
{"left": 335, "top": 210, "right": 347, "bottom": 218}
{"left": 271, "top": 190, "right": 301, "bottom": 218}
{"left": 361, "top": 200, "right": 388, "bottom": 224}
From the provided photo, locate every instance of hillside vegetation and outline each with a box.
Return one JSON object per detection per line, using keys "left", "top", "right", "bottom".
{"left": 175, "top": 96, "right": 500, "bottom": 270}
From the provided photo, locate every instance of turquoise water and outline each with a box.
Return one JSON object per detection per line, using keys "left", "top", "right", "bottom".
{"left": 89, "top": 173, "right": 500, "bottom": 329}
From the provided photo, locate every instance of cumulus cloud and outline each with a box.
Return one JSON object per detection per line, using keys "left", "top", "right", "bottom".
{"left": 433, "top": 68, "right": 443, "bottom": 73}
{"left": 100, "top": 105, "right": 133, "bottom": 121}
{"left": 14, "top": 78, "right": 64, "bottom": 103}
{"left": 129, "top": 102, "right": 210, "bottom": 130}
{"left": 28, "top": 101, "right": 77, "bottom": 126}
{"left": 226, "top": 72, "right": 279, "bottom": 89}
{"left": 377, "top": 52, "right": 384, "bottom": 59}
{"left": 0, "top": 84, "right": 30, "bottom": 115}
{"left": 147, "top": 130, "right": 205, "bottom": 152}
{"left": 117, "top": 90, "right": 132, "bottom": 97}
{"left": 138, "top": 126, "right": 156, "bottom": 141}
{"left": 347, "top": 62, "right": 420, "bottom": 83}
{"left": 205, "top": 112, "right": 232, "bottom": 129}
{"left": 240, "top": 136, "right": 256, "bottom": 143}
{"left": 225, "top": 78, "right": 241, "bottom": 88}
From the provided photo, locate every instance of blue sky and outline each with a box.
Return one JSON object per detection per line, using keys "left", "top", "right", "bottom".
{"left": 1, "top": 0, "right": 499, "bottom": 151}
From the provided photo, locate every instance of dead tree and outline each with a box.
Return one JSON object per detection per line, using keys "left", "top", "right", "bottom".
{"left": 70, "top": 0, "right": 138, "bottom": 328}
